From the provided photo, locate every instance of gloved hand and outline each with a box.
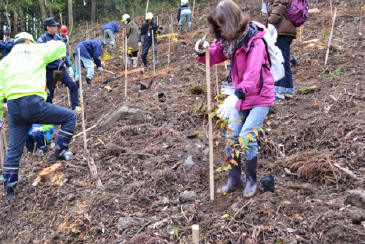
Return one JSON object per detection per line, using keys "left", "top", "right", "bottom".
{"left": 267, "top": 24, "right": 278, "bottom": 43}
{"left": 159, "top": 25, "right": 163, "bottom": 30}
{"left": 98, "top": 67, "right": 103, "bottom": 72}
{"left": 217, "top": 94, "right": 239, "bottom": 120}
{"left": 138, "top": 42, "right": 141, "bottom": 47}
{"left": 68, "top": 67, "right": 74, "bottom": 77}
{"left": 32, "top": 126, "right": 41, "bottom": 133}
{"left": 0, "top": 119, "right": 3, "bottom": 129}
{"left": 195, "top": 38, "right": 210, "bottom": 54}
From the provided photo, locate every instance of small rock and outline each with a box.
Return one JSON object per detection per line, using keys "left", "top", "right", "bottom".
{"left": 345, "top": 190, "right": 365, "bottom": 210}
{"left": 67, "top": 193, "right": 75, "bottom": 201}
{"left": 102, "top": 106, "right": 142, "bottom": 130}
{"left": 171, "top": 206, "right": 180, "bottom": 213}
{"left": 345, "top": 208, "right": 365, "bottom": 223}
{"left": 184, "top": 155, "right": 195, "bottom": 168}
{"left": 105, "top": 142, "right": 126, "bottom": 155}
{"left": 157, "top": 197, "right": 170, "bottom": 206}
{"left": 134, "top": 212, "right": 145, "bottom": 218}
{"left": 179, "top": 191, "right": 197, "bottom": 203}
{"left": 358, "top": 167, "right": 365, "bottom": 174}
{"left": 143, "top": 161, "right": 156, "bottom": 170}
{"left": 60, "top": 189, "right": 68, "bottom": 196}
{"left": 117, "top": 217, "right": 145, "bottom": 231}
{"left": 228, "top": 203, "right": 240, "bottom": 215}
{"left": 292, "top": 217, "right": 301, "bottom": 224}
{"left": 203, "top": 148, "right": 209, "bottom": 155}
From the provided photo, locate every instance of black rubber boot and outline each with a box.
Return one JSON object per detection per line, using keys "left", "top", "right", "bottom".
{"left": 216, "top": 154, "right": 243, "bottom": 194}
{"left": 53, "top": 129, "right": 74, "bottom": 162}
{"left": 243, "top": 156, "right": 258, "bottom": 198}
{"left": 86, "top": 77, "right": 93, "bottom": 86}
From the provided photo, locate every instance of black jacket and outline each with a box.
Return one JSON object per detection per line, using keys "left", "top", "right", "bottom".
{"left": 177, "top": 4, "right": 190, "bottom": 22}
{"left": 138, "top": 20, "right": 160, "bottom": 43}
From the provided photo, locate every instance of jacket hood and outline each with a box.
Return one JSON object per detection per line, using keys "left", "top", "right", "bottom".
{"left": 237, "top": 21, "right": 265, "bottom": 52}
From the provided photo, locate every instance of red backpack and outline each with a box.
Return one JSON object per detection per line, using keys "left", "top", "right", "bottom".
{"left": 286, "top": 0, "right": 310, "bottom": 27}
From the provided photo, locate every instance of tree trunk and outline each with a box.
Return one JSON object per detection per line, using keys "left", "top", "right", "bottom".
{"left": 45, "top": 0, "right": 54, "bottom": 16}
{"left": 91, "top": 0, "right": 96, "bottom": 24}
{"left": 38, "top": 0, "right": 47, "bottom": 20}
{"left": 13, "top": 10, "right": 18, "bottom": 34}
{"left": 18, "top": 0, "right": 26, "bottom": 31}
{"left": 68, "top": 0, "right": 73, "bottom": 34}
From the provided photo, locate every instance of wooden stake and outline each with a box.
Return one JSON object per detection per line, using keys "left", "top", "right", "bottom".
{"left": 325, "top": 8, "right": 337, "bottom": 65}
{"left": 215, "top": 65, "right": 219, "bottom": 95}
{"left": 168, "top": 16, "right": 171, "bottom": 64}
{"left": 125, "top": 36, "right": 128, "bottom": 97}
{"left": 152, "top": 30, "right": 156, "bottom": 75}
{"left": 205, "top": 46, "right": 214, "bottom": 201}
{"left": 192, "top": 225, "right": 199, "bottom": 244}
{"left": 360, "top": 0, "right": 363, "bottom": 35}
{"left": 161, "top": 3, "right": 164, "bottom": 26}
{"left": 0, "top": 128, "right": 4, "bottom": 170}
{"left": 86, "top": 21, "right": 88, "bottom": 39}
{"left": 299, "top": 25, "right": 303, "bottom": 43}
{"left": 157, "top": 15, "right": 159, "bottom": 25}
{"left": 330, "top": 0, "right": 333, "bottom": 19}
{"left": 77, "top": 48, "right": 88, "bottom": 152}
{"left": 59, "top": 13, "right": 63, "bottom": 25}
{"left": 192, "top": 0, "right": 196, "bottom": 19}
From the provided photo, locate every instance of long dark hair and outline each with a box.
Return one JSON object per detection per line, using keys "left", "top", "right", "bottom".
{"left": 207, "top": 0, "right": 250, "bottom": 41}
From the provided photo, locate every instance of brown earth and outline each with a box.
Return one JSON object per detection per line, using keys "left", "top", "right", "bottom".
{"left": 1, "top": 0, "right": 365, "bottom": 243}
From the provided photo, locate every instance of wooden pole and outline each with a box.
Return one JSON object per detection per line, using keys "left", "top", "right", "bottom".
{"left": 0, "top": 128, "right": 4, "bottom": 171}
{"left": 192, "top": 225, "right": 199, "bottom": 244}
{"left": 192, "top": 0, "right": 196, "bottom": 19}
{"left": 86, "top": 21, "right": 89, "bottom": 39}
{"left": 157, "top": 15, "right": 159, "bottom": 25}
{"left": 300, "top": 26, "right": 303, "bottom": 43}
{"left": 152, "top": 30, "right": 156, "bottom": 75}
{"left": 168, "top": 15, "right": 171, "bottom": 64}
{"left": 77, "top": 48, "right": 88, "bottom": 152}
{"left": 125, "top": 36, "right": 128, "bottom": 97}
{"left": 145, "top": 0, "right": 149, "bottom": 16}
{"left": 360, "top": 0, "right": 363, "bottom": 35}
{"left": 205, "top": 45, "right": 214, "bottom": 201}
{"left": 325, "top": 8, "right": 337, "bottom": 65}
{"left": 161, "top": 3, "right": 164, "bottom": 26}
{"left": 215, "top": 65, "right": 219, "bottom": 95}
{"left": 330, "top": 0, "right": 333, "bottom": 19}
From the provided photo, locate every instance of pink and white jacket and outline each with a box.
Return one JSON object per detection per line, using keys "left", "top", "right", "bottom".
{"left": 197, "top": 21, "right": 275, "bottom": 111}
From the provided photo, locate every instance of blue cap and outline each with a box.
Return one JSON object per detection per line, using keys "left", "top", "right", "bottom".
{"left": 43, "top": 17, "right": 59, "bottom": 28}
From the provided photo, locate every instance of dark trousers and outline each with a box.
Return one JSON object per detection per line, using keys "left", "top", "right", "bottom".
{"left": 25, "top": 131, "right": 46, "bottom": 152}
{"left": 3, "top": 95, "right": 76, "bottom": 174}
{"left": 128, "top": 51, "right": 138, "bottom": 58}
{"left": 274, "top": 35, "right": 295, "bottom": 94}
{"left": 46, "top": 66, "right": 79, "bottom": 109}
{"left": 141, "top": 41, "right": 157, "bottom": 66}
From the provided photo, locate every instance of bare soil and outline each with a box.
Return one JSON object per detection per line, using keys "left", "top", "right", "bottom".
{"left": 1, "top": 0, "right": 365, "bottom": 243}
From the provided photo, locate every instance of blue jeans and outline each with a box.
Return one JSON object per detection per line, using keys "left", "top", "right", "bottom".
{"left": 226, "top": 106, "right": 270, "bottom": 160}
{"left": 3, "top": 95, "right": 76, "bottom": 174}
{"left": 46, "top": 66, "right": 79, "bottom": 110}
{"left": 74, "top": 54, "right": 95, "bottom": 81}
{"left": 141, "top": 41, "right": 157, "bottom": 66}
{"left": 179, "top": 9, "right": 192, "bottom": 26}
{"left": 275, "top": 35, "right": 294, "bottom": 94}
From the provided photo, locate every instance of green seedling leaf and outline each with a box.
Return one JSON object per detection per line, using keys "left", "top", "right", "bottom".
{"left": 216, "top": 167, "right": 222, "bottom": 172}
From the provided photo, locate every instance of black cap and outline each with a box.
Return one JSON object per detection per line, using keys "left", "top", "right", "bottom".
{"left": 43, "top": 17, "right": 59, "bottom": 28}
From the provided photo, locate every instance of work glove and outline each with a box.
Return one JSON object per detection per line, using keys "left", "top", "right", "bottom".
{"left": 159, "top": 25, "right": 163, "bottom": 30}
{"left": 195, "top": 38, "right": 209, "bottom": 55}
{"left": 98, "top": 67, "right": 104, "bottom": 72}
{"left": 68, "top": 67, "right": 74, "bottom": 77}
{"left": 138, "top": 42, "right": 141, "bottom": 47}
{"left": 267, "top": 24, "right": 278, "bottom": 43}
{"left": 0, "top": 118, "right": 3, "bottom": 129}
{"left": 217, "top": 94, "right": 239, "bottom": 120}
{"left": 32, "top": 126, "right": 41, "bottom": 133}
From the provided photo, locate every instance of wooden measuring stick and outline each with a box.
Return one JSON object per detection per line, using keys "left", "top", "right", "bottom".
{"left": 205, "top": 45, "right": 214, "bottom": 201}
{"left": 192, "top": 225, "right": 199, "bottom": 244}
{"left": 192, "top": 0, "right": 196, "bottom": 19}
{"left": 125, "top": 36, "right": 128, "bottom": 97}
{"left": 325, "top": 8, "right": 337, "bottom": 65}
{"left": 77, "top": 48, "right": 88, "bottom": 152}
{"left": 145, "top": 0, "right": 149, "bottom": 16}
{"left": 152, "top": 30, "right": 156, "bottom": 75}
{"left": 215, "top": 65, "right": 219, "bottom": 95}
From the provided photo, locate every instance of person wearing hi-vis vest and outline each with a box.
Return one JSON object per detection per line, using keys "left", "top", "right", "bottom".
{"left": 177, "top": 0, "right": 192, "bottom": 32}
{"left": 138, "top": 12, "right": 163, "bottom": 67}
{"left": 0, "top": 32, "right": 77, "bottom": 200}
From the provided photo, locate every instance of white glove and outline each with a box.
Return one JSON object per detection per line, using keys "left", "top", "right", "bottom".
{"left": 32, "top": 127, "right": 41, "bottom": 133}
{"left": 68, "top": 67, "right": 74, "bottom": 77}
{"left": 138, "top": 42, "right": 141, "bottom": 47}
{"left": 217, "top": 94, "right": 239, "bottom": 120}
{"left": 0, "top": 118, "right": 3, "bottom": 129}
{"left": 98, "top": 67, "right": 103, "bottom": 72}
{"left": 268, "top": 24, "right": 278, "bottom": 43}
{"left": 195, "top": 39, "right": 209, "bottom": 54}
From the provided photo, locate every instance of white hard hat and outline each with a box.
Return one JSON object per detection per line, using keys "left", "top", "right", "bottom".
{"left": 181, "top": 0, "right": 188, "bottom": 3}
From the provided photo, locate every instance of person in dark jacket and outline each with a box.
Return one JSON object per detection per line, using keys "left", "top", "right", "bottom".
{"left": 138, "top": 12, "right": 163, "bottom": 67}
{"left": 0, "top": 31, "right": 14, "bottom": 60}
{"left": 177, "top": 0, "right": 192, "bottom": 32}
{"left": 37, "top": 17, "right": 81, "bottom": 112}
{"left": 102, "top": 21, "right": 120, "bottom": 52}
{"left": 73, "top": 39, "right": 104, "bottom": 85}
{"left": 267, "top": 0, "right": 297, "bottom": 100}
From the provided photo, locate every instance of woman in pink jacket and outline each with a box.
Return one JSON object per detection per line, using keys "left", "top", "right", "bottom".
{"left": 196, "top": 0, "right": 274, "bottom": 197}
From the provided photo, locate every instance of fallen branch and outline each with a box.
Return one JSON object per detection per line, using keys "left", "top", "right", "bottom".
{"left": 84, "top": 157, "right": 105, "bottom": 191}
{"left": 333, "top": 163, "right": 361, "bottom": 181}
